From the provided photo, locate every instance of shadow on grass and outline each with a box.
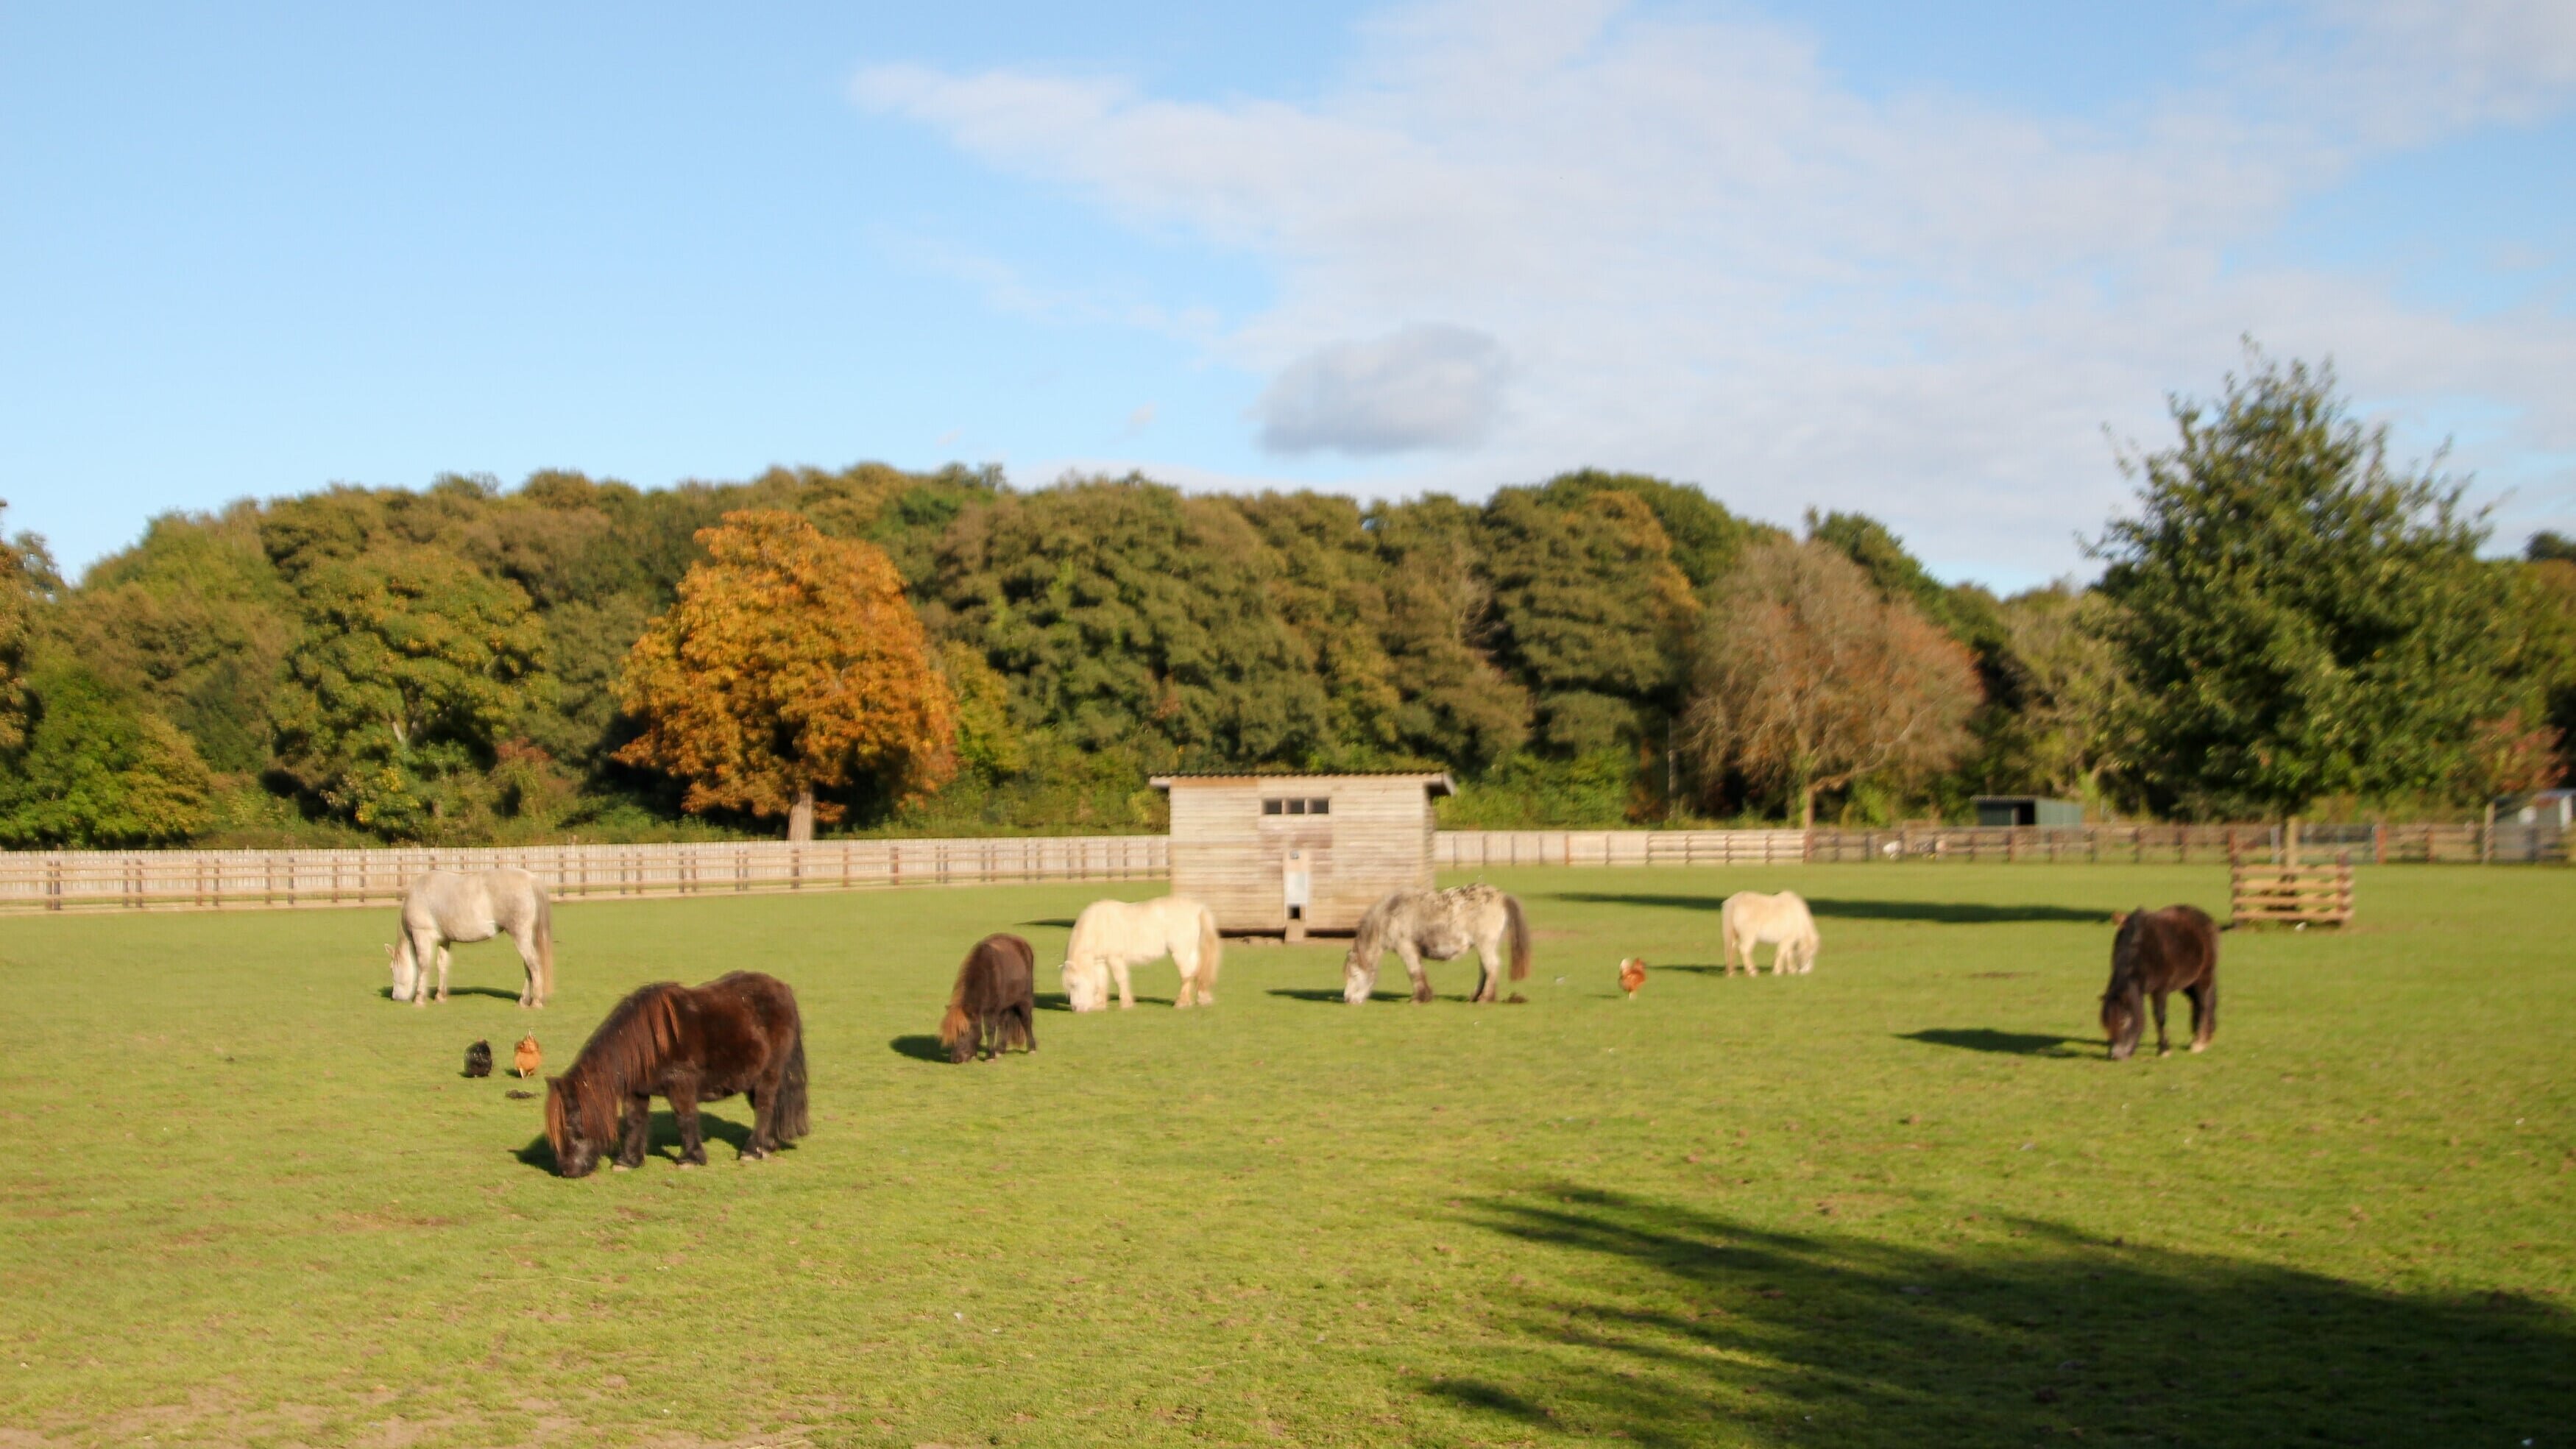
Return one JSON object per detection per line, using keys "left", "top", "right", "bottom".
{"left": 1018, "top": 918, "right": 1078, "bottom": 929}
{"left": 1554, "top": 892, "right": 2108, "bottom": 924}
{"left": 889, "top": 1034, "right": 949, "bottom": 1063}
{"left": 1434, "top": 1184, "right": 2571, "bottom": 1445}
{"left": 512, "top": 1109, "right": 764, "bottom": 1174}
{"left": 1033, "top": 992, "right": 1075, "bottom": 1013}
{"left": 1267, "top": 988, "right": 1516, "bottom": 1005}
{"left": 1899, "top": 1028, "right": 2092, "bottom": 1057}
{"left": 376, "top": 985, "right": 524, "bottom": 1003}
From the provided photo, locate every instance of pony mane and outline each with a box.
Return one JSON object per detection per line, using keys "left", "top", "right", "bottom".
{"left": 554, "top": 982, "right": 687, "bottom": 1143}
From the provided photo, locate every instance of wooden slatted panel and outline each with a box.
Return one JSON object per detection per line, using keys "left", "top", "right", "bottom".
{"left": 0, "top": 835, "right": 1168, "bottom": 915}
{"left": 2229, "top": 862, "right": 2355, "bottom": 927}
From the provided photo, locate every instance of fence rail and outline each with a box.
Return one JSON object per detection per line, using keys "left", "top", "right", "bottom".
{"left": 1441, "top": 822, "right": 2565, "bottom": 869}
{"left": 0, "top": 821, "right": 2559, "bottom": 915}
{"left": 0, "top": 836, "right": 1169, "bottom": 915}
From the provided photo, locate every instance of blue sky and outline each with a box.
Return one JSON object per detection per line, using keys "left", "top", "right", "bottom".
{"left": 4, "top": 1, "right": 2572, "bottom": 589}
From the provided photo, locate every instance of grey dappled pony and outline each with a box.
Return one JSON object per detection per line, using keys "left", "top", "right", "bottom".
{"left": 386, "top": 868, "right": 555, "bottom": 1008}
{"left": 1343, "top": 883, "right": 1532, "bottom": 1005}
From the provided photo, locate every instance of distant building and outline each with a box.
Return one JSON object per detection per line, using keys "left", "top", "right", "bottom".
{"left": 1151, "top": 772, "right": 1454, "bottom": 937}
{"left": 1972, "top": 795, "right": 2084, "bottom": 828}
{"left": 2498, "top": 788, "right": 2576, "bottom": 832}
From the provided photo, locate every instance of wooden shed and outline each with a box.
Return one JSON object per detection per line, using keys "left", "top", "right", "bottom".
{"left": 1151, "top": 772, "right": 1454, "bottom": 937}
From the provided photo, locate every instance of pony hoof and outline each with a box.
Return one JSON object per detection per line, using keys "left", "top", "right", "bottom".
{"left": 611, "top": 1163, "right": 633, "bottom": 1172}
{"left": 2190, "top": 1041, "right": 2207, "bottom": 1053}
{"left": 2156, "top": 1048, "right": 2173, "bottom": 1058}
{"left": 676, "top": 1160, "right": 700, "bottom": 1171}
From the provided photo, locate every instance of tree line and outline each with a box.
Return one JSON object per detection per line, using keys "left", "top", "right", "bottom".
{"left": 2, "top": 348, "right": 2569, "bottom": 848}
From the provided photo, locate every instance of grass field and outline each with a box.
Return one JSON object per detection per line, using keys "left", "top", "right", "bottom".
{"left": 1, "top": 864, "right": 2569, "bottom": 1448}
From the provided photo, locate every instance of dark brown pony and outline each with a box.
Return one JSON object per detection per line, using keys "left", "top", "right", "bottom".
{"left": 2101, "top": 905, "right": 2219, "bottom": 1060}
{"left": 543, "top": 971, "right": 808, "bottom": 1177}
{"left": 939, "top": 933, "right": 1038, "bottom": 1063}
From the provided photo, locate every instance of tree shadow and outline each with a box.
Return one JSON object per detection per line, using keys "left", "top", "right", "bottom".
{"left": 1806, "top": 898, "right": 2111, "bottom": 925}
{"left": 1899, "top": 1028, "right": 2092, "bottom": 1057}
{"left": 1429, "top": 1183, "right": 2571, "bottom": 1445}
{"left": 1552, "top": 892, "right": 2111, "bottom": 924}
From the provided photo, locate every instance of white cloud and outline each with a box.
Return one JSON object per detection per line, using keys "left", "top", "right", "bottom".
{"left": 854, "top": 0, "right": 2576, "bottom": 581}
{"left": 1257, "top": 323, "right": 1510, "bottom": 454}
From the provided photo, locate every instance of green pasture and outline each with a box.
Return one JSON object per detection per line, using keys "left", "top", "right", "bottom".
{"left": 1, "top": 865, "right": 2569, "bottom": 1447}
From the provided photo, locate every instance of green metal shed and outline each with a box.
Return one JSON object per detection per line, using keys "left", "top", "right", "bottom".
{"left": 1972, "top": 796, "right": 2084, "bottom": 827}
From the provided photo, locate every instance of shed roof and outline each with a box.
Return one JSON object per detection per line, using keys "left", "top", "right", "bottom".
{"left": 1151, "top": 771, "right": 1454, "bottom": 797}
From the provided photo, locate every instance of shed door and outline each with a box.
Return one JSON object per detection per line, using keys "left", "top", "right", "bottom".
{"left": 1283, "top": 847, "right": 1312, "bottom": 919}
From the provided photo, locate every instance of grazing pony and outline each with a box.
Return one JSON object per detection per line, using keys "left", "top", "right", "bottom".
{"left": 1062, "top": 897, "right": 1222, "bottom": 1012}
{"left": 1343, "top": 884, "right": 1532, "bottom": 1005}
{"left": 387, "top": 868, "right": 554, "bottom": 1008}
{"left": 2101, "top": 905, "right": 2219, "bottom": 1061}
{"left": 941, "top": 933, "right": 1038, "bottom": 1062}
{"left": 1720, "top": 890, "right": 1819, "bottom": 975}
{"left": 542, "top": 971, "right": 808, "bottom": 1177}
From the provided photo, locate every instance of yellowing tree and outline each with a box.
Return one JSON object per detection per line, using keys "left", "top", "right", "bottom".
{"left": 1686, "top": 540, "right": 1981, "bottom": 826}
{"left": 618, "top": 511, "right": 956, "bottom": 839}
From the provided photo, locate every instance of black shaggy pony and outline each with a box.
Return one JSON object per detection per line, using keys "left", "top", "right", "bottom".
{"left": 543, "top": 971, "right": 808, "bottom": 1177}
{"left": 2101, "top": 904, "right": 2220, "bottom": 1061}
{"left": 939, "top": 933, "right": 1038, "bottom": 1063}
{"left": 463, "top": 1039, "right": 492, "bottom": 1077}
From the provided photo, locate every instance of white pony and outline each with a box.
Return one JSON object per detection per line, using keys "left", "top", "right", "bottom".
{"left": 1720, "top": 890, "right": 1819, "bottom": 975}
{"left": 386, "top": 868, "right": 556, "bottom": 1008}
{"left": 1061, "top": 896, "right": 1222, "bottom": 1011}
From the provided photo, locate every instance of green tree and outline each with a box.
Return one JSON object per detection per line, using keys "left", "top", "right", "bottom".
{"left": 0, "top": 505, "right": 53, "bottom": 753}
{"left": 932, "top": 478, "right": 1329, "bottom": 768}
{"left": 1480, "top": 488, "right": 1699, "bottom": 754}
{"left": 0, "top": 664, "right": 215, "bottom": 847}
{"left": 272, "top": 546, "right": 549, "bottom": 838}
{"left": 2094, "top": 348, "right": 2522, "bottom": 818}
{"left": 1986, "top": 586, "right": 2137, "bottom": 807}
{"left": 61, "top": 503, "right": 296, "bottom": 774}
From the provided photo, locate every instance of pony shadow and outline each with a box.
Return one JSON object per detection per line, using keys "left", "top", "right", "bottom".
{"left": 1033, "top": 992, "right": 1076, "bottom": 1013}
{"left": 890, "top": 1034, "right": 949, "bottom": 1063}
{"left": 1019, "top": 918, "right": 1078, "bottom": 929}
{"left": 514, "top": 1136, "right": 556, "bottom": 1172}
{"left": 1650, "top": 963, "right": 1735, "bottom": 975}
{"left": 375, "top": 985, "right": 523, "bottom": 1003}
{"left": 1265, "top": 988, "right": 1444, "bottom": 1005}
{"left": 1899, "top": 1027, "right": 2090, "bottom": 1057}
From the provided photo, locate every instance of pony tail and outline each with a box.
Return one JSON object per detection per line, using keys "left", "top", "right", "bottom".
{"left": 1504, "top": 892, "right": 1533, "bottom": 981}
{"left": 1196, "top": 904, "right": 1222, "bottom": 1001}
{"left": 775, "top": 1024, "right": 810, "bottom": 1142}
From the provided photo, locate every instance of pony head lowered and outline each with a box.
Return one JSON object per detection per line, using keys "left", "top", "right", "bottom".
{"left": 384, "top": 940, "right": 416, "bottom": 1002}
{"left": 544, "top": 983, "right": 685, "bottom": 1177}
{"left": 2101, "top": 910, "right": 2151, "bottom": 1060}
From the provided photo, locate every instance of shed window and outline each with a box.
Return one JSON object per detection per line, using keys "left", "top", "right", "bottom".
{"left": 1262, "top": 796, "right": 1332, "bottom": 816}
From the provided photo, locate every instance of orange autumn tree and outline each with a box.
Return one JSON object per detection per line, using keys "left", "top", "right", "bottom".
{"left": 617, "top": 510, "right": 956, "bottom": 840}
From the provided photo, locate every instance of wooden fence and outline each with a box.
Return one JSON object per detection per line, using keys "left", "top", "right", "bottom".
{"left": 0, "top": 836, "right": 1168, "bottom": 915}
{"left": 1441, "top": 822, "right": 2565, "bottom": 868}
{"left": 0, "top": 821, "right": 2558, "bottom": 915}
